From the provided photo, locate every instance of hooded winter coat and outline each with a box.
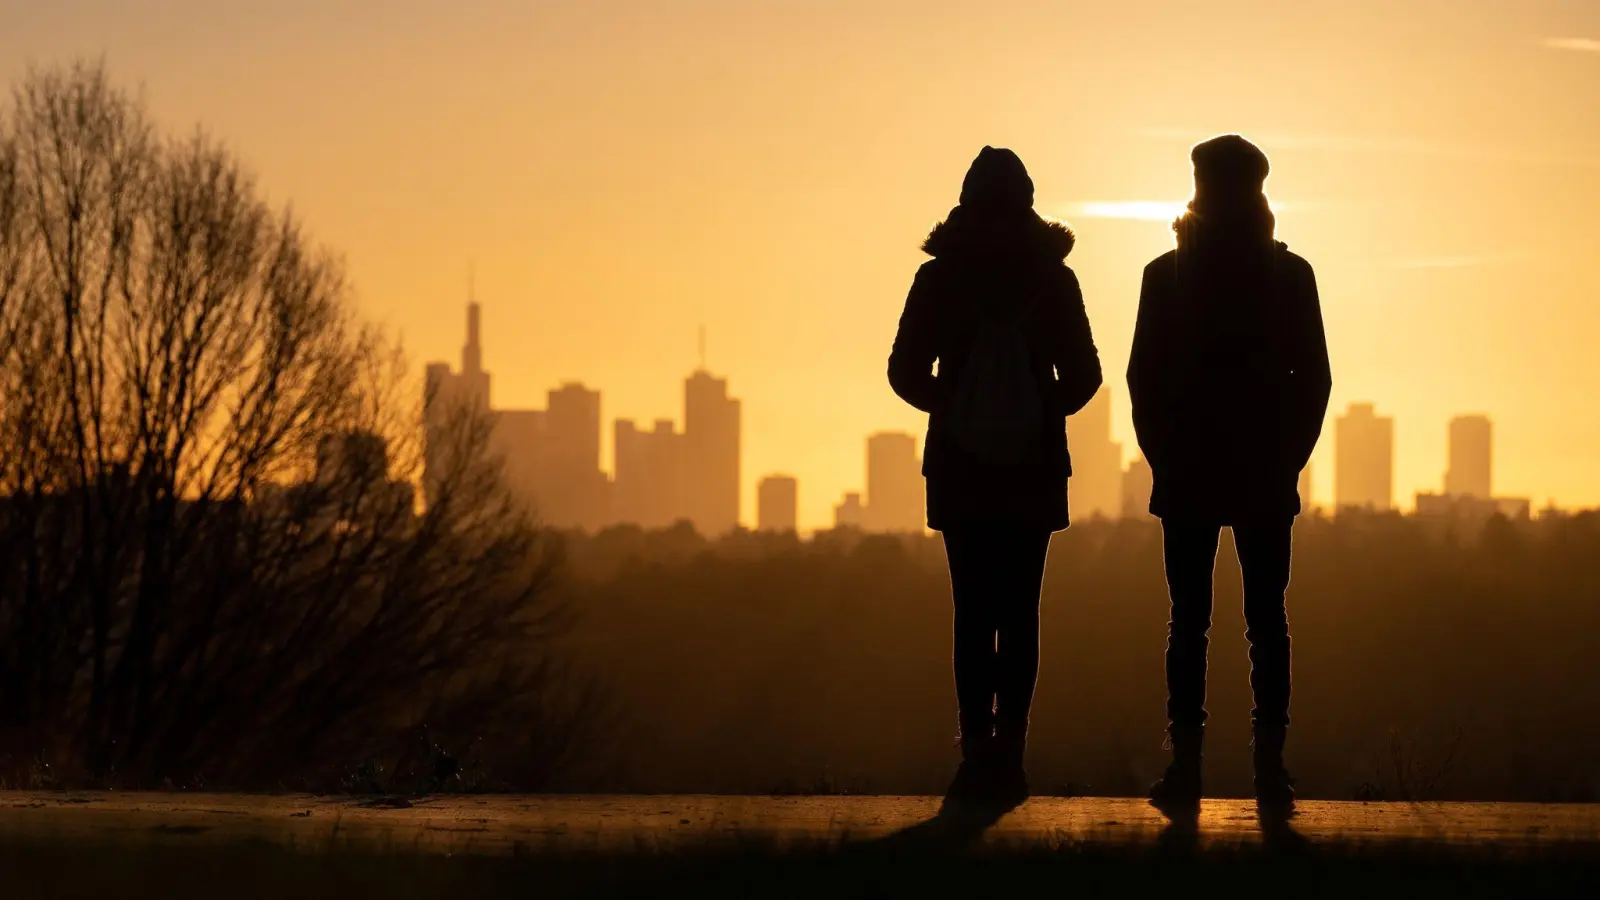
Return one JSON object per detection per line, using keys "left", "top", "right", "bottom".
{"left": 888, "top": 149, "right": 1103, "bottom": 532}
{"left": 1127, "top": 136, "right": 1332, "bottom": 523}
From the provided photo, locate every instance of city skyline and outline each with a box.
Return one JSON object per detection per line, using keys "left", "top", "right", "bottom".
{"left": 429, "top": 300, "right": 1553, "bottom": 534}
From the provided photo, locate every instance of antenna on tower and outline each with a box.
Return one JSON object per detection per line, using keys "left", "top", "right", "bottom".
{"left": 698, "top": 324, "right": 706, "bottom": 371}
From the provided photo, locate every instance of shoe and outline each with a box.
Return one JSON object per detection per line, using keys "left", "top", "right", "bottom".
{"left": 1148, "top": 723, "right": 1204, "bottom": 813}
{"left": 945, "top": 759, "right": 993, "bottom": 804}
{"left": 1253, "top": 724, "right": 1296, "bottom": 811}
{"left": 988, "top": 729, "right": 1030, "bottom": 808}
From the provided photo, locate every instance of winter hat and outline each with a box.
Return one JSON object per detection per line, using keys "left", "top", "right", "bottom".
{"left": 958, "top": 146, "right": 1034, "bottom": 211}
{"left": 1191, "top": 134, "right": 1269, "bottom": 201}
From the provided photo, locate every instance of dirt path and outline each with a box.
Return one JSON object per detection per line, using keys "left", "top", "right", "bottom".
{"left": 1, "top": 793, "right": 1595, "bottom": 857}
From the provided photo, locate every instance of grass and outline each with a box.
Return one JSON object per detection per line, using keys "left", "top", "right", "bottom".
{"left": 4, "top": 824, "right": 1599, "bottom": 900}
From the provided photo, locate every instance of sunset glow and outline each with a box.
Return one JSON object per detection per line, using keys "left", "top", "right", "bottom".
{"left": 9, "top": 0, "right": 1597, "bottom": 529}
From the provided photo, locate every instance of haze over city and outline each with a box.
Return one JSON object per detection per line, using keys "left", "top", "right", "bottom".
{"left": 7, "top": 0, "right": 1598, "bottom": 532}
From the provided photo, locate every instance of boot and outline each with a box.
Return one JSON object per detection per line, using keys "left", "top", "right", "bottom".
{"left": 946, "top": 731, "right": 993, "bottom": 803}
{"left": 988, "top": 725, "right": 1030, "bottom": 807}
{"left": 1148, "top": 723, "right": 1204, "bottom": 813}
{"left": 1253, "top": 724, "right": 1296, "bottom": 810}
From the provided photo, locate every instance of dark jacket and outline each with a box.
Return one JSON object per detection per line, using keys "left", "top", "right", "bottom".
{"left": 1127, "top": 242, "right": 1331, "bottom": 523}
{"left": 888, "top": 210, "right": 1103, "bottom": 532}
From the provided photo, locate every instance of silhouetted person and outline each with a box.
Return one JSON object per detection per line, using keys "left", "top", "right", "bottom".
{"left": 890, "top": 146, "right": 1102, "bottom": 806}
{"left": 1128, "top": 134, "right": 1331, "bottom": 814}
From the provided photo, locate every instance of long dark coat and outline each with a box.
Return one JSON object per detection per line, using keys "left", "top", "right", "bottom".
{"left": 888, "top": 211, "right": 1103, "bottom": 532}
{"left": 1127, "top": 242, "right": 1332, "bottom": 523}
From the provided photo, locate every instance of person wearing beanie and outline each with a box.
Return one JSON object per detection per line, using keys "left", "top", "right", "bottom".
{"left": 889, "top": 146, "right": 1103, "bottom": 808}
{"left": 1127, "top": 134, "right": 1332, "bottom": 816}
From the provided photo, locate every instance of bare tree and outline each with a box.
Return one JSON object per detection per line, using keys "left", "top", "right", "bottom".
{"left": 0, "top": 60, "right": 596, "bottom": 789}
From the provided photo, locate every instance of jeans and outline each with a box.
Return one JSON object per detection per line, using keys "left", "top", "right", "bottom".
{"left": 942, "top": 527, "right": 1053, "bottom": 743}
{"left": 1161, "top": 520, "right": 1293, "bottom": 728}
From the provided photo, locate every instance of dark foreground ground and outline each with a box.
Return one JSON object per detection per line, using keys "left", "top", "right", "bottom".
{"left": 3, "top": 793, "right": 1598, "bottom": 898}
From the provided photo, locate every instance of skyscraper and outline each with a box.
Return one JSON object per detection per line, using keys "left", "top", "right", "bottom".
{"left": 1335, "top": 403, "right": 1394, "bottom": 511}
{"left": 865, "top": 431, "right": 923, "bottom": 533}
{"left": 491, "top": 408, "right": 546, "bottom": 504}
{"left": 614, "top": 417, "right": 685, "bottom": 528}
{"left": 539, "top": 382, "right": 608, "bottom": 530}
{"left": 458, "top": 301, "right": 490, "bottom": 406}
{"left": 683, "top": 369, "right": 741, "bottom": 536}
{"left": 422, "top": 302, "right": 493, "bottom": 509}
{"left": 757, "top": 475, "right": 799, "bottom": 533}
{"left": 1445, "top": 414, "right": 1492, "bottom": 498}
{"left": 1121, "top": 457, "right": 1154, "bottom": 520}
{"left": 1298, "top": 462, "right": 1314, "bottom": 515}
{"left": 1067, "top": 385, "right": 1122, "bottom": 520}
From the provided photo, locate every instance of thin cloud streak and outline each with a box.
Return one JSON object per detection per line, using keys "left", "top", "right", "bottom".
{"left": 1390, "top": 251, "right": 1534, "bottom": 270}
{"left": 1139, "top": 128, "right": 1600, "bottom": 169}
{"left": 1544, "top": 37, "right": 1600, "bottom": 53}
{"left": 1064, "top": 199, "right": 1301, "bottom": 222}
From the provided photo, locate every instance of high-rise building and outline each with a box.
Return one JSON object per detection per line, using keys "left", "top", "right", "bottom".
{"left": 1335, "top": 403, "right": 1394, "bottom": 511}
{"left": 537, "top": 382, "right": 608, "bottom": 530}
{"left": 491, "top": 409, "right": 547, "bottom": 505}
{"left": 865, "top": 431, "right": 924, "bottom": 533}
{"left": 757, "top": 475, "right": 799, "bottom": 533}
{"left": 1067, "top": 385, "right": 1122, "bottom": 520}
{"left": 422, "top": 302, "right": 493, "bottom": 509}
{"left": 1445, "top": 414, "right": 1492, "bottom": 499}
{"left": 834, "top": 491, "right": 865, "bottom": 529}
{"left": 683, "top": 369, "right": 741, "bottom": 536}
{"left": 614, "top": 418, "right": 685, "bottom": 529}
{"left": 457, "top": 301, "right": 490, "bottom": 406}
{"left": 1121, "top": 457, "right": 1154, "bottom": 520}
{"left": 1298, "top": 462, "right": 1314, "bottom": 515}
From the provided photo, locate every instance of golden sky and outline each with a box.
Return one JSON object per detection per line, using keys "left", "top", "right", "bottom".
{"left": 8, "top": 0, "right": 1600, "bottom": 530}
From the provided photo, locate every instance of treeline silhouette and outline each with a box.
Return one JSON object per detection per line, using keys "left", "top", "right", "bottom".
{"left": 560, "top": 512, "right": 1600, "bottom": 802}
{"left": 0, "top": 62, "right": 596, "bottom": 791}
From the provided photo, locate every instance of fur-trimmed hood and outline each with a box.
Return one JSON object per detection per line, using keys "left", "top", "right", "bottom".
{"left": 921, "top": 206, "right": 1075, "bottom": 261}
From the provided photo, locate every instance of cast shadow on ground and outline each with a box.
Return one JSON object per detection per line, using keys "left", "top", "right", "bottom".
{"left": 1155, "top": 799, "right": 1308, "bottom": 856}
{"left": 850, "top": 795, "right": 1022, "bottom": 860}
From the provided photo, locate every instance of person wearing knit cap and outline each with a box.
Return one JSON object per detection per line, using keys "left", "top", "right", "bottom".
{"left": 1127, "top": 134, "right": 1332, "bottom": 816}
{"left": 889, "top": 146, "right": 1102, "bottom": 808}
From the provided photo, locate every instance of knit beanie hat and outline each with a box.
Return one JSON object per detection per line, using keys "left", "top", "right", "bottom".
{"left": 959, "top": 146, "right": 1034, "bottom": 211}
{"left": 1191, "top": 134, "right": 1269, "bottom": 202}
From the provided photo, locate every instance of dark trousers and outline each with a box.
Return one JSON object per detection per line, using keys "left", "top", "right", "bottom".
{"left": 942, "top": 527, "right": 1052, "bottom": 743}
{"left": 1161, "top": 520, "right": 1294, "bottom": 729}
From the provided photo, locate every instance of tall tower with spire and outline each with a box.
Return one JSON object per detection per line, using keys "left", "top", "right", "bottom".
{"left": 457, "top": 272, "right": 490, "bottom": 407}
{"left": 464, "top": 302, "right": 482, "bottom": 374}
{"left": 422, "top": 274, "right": 493, "bottom": 510}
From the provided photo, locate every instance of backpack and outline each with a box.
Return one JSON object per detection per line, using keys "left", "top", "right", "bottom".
{"left": 944, "top": 294, "right": 1043, "bottom": 465}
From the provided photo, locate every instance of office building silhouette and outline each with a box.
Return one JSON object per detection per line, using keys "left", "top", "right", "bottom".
{"left": 1445, "top": 414, "right": 1492, "bottom": 499}
{"left": 1298, "top": 462, "right": 1314, "bottom": 515}
{"left": 1067, "top": 385, "right": 1122, "bottom": 520}
{"left": 614, "top": 418, "right": 686, "bottom": 529}
{"left": 1416, "top": 413, "right": 1527, "bottom": 526}
{"left": 541, "top": 382, "right": 610, "bottom": 531}
{"left": 864, "top": 431, "right": 924, "bottom": 533}
{"left": 834, "top": 491, "right": 865, "bottom": 529}
{"left": 757, "top": 475, "right": 799, "bottom": 533}
{"left": 683, "top": 369, "right": 742, "bottom": 536}
{"left": 1335, "top": 402, "right": 1394, "bottom": 511}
